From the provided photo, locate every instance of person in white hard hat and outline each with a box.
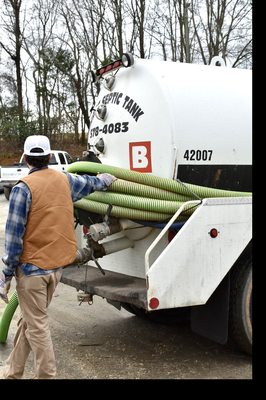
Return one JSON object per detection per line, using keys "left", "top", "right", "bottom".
{"left": 0, "top": 135, "right": 116, "bottom": 379}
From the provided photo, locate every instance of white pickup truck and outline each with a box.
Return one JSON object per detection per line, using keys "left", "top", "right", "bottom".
{"left": 0, "top": 150, "right": 73, "bottom": 200}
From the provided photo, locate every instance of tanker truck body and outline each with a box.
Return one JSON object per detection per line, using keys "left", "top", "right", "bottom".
{"left": 61, "top": 55, "right": 252, "bottom": 355}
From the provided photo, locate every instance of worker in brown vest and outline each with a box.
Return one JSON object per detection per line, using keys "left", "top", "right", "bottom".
{"left": 0, "top": 135, "right": 116, "bottom": 379}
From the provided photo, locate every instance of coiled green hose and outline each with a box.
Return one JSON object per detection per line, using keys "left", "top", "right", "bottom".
{"left": 74, "top": 198, "right": 173, "bottom": 221}
{"left": 87, "top": 192, "right": 193, "bottom": 216}
{"left": 0, "top": 291, "right": 19, "bottom": 344}
{"left": 103, "top": 179, "right": 190, "bottom": 202}
{"left": 68, "top": 161, "right": 251, "bottom": 221}
{"left": 67, "top": 161, "right": 250, "bottom": 197}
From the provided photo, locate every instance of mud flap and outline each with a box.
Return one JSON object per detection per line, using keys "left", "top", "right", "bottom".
{"left": 190, "top": 273, "right": 230, "bottom": 344}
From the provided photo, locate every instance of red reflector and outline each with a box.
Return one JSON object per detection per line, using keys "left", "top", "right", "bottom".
{"left": 83, "top": 226, "right": 89, "bottom": 235}
{"left": 209, "top": 228, "right": 218, "bottom": 238}
{"left": 149, "top": 297, "right": 159, "bottom": 309}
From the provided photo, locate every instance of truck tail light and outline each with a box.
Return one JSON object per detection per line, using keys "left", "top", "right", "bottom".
{"left": 92, "top": 53, "right": 134, "bottom": 82}
{"left": 149, "top": 297, "right": 159, "bottom": 309}
{"left": 209, "top": 228, "right": 219, "bottom": 238}
{"left": 97, "top": 60, "right": 122, "bottom": 79}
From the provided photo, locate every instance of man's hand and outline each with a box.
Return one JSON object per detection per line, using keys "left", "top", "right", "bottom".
{"left": 0, "top": 272, "right": 12, "bottom": 304}
{"left": 97, "top": 173, "right": 117, "bottom": 188}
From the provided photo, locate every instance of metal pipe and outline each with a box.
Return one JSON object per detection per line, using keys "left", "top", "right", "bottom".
{"left": 102, "top": 237, "right": 134, "bottom": 255}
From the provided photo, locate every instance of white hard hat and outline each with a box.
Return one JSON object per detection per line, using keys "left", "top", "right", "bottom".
{"left": 24, "top": 135, "right": 51, "bottom": 156}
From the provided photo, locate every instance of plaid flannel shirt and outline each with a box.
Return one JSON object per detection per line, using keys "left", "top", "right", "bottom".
{"left": 2, "top": 168, "right": 107, "bottom": 278}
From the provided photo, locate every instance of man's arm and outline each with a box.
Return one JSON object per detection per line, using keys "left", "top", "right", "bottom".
{"left": 2, "top": 184, "right": 31, "bottom": 277}
{"left": 66, "top": 172, "right": 116, "bottom": 202}
{"left": 0, "top": 183, "right": 30, "bottom": 303}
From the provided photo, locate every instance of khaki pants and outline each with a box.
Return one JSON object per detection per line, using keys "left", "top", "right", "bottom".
{"left": 3, "top": 267, "right": 62, "bottom": 379}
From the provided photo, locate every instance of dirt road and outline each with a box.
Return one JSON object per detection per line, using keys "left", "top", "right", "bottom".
{"left": 0, "top": 193, "right": 252, "bottom": 379}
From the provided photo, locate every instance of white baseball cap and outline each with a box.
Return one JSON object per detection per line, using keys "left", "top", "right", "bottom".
{"left": 24, "top": 135, "right": 51, "bottom": 156}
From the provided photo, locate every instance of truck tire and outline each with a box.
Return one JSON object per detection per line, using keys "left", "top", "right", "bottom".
{"left": 229, "top": 259, "right": 252, "bottom": 355}
{"left": 3, "top": 187, "right": 11, "bottom": 200}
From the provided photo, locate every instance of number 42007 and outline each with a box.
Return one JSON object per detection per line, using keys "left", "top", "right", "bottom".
{"left": 183, "top": 149, "right": 213, "bottom": 161}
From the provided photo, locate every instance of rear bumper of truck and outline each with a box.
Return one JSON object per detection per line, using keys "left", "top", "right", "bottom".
{"left": 61, "top": 264, "right": 147, "bottom": 308}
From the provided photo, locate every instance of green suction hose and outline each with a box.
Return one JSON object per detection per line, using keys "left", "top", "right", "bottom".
{"left": 88, "top": 192, "right": 194, "bottom": 216}
{"left": 67, "top": 161, "right": 251, "bottom": 198}
{"left": 106, "top": 179, "right": 190, "bottom": 202}
{"left": 0, "top": 291, "right": 19, "bottom": 344}
{"left": 68, "top": 161, "right": 251, "bottom": 222}
{"left": 74, "top": 198, "right": 173, "bottom": 221}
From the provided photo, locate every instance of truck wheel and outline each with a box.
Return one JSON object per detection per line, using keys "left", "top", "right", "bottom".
{"left": 3, "top": 187, "right": 11, "bottom": 200}
{"left": 229, "top": 259, "right": 252, "bottom": 355}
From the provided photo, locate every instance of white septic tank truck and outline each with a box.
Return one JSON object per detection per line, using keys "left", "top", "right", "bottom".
{"left": 62, "top": 54, "right": 252, "bottom": 355}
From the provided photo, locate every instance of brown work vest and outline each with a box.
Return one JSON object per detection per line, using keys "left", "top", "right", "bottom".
{"left": 19, "top": 168, "right": 77, "bottom": 269}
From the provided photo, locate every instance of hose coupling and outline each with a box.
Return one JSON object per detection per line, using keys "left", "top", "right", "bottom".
{"left": 75, "top": 247, "right": 92, "bottom": 264}
{"left": 88, "top": 220, "right": 122, "bottom": 242}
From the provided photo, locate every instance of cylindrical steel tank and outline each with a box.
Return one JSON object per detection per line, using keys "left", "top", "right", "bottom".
{"left": 89, "top": 58, "right": 251, "bottom": 190}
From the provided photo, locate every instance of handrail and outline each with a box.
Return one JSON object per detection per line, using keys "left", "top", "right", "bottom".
{"left": 144, "top": 200, "right": 202, "bottom": 274}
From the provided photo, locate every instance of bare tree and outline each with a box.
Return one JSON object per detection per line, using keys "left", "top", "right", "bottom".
{"left": 0, "top": 0, "right": 252, "bottom": 148}
{"left": 143, "top": 0, "right": 195, "bottom": 63}
{"left": 57, "top": 0, "right": 97, "bottom": 143}
{"left": 128, "top": 0, "right": 146, "bottom": 58}
{"left": 108, "top": 0, "right": 124, "bottom": 56}
{"left": 190, "top": 0, "right": 252, "bottom": 67}
{"left": 164, "top": 0, "right": 194, "bottom": 62}
{"left": 22, "top": 0, "right": 59, "bottom": 136}
{"left": 0, "top": 0, "right": 24, "bottom": 134}
{"left": 144, "top": 0, "right": 169, "bottom": 60}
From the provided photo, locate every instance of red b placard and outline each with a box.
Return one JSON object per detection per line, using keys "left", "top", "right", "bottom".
{"left": 129, "top": 141, "right": 152, "bottom": 172}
